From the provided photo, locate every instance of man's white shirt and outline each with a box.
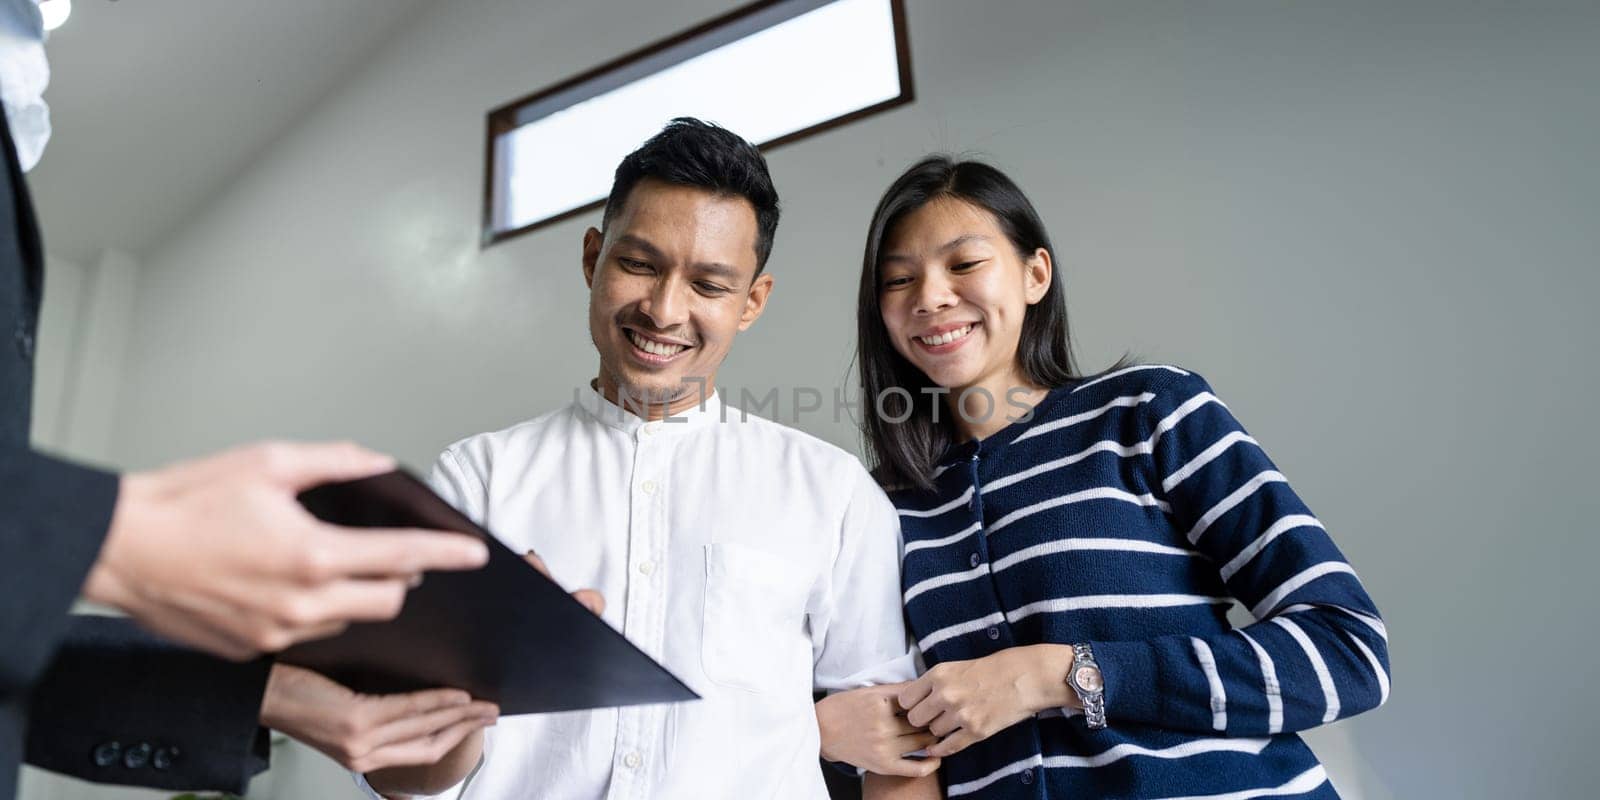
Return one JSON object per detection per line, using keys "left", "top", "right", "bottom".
{"left": 355, "top": 385, "right": 914, "bottom": 799}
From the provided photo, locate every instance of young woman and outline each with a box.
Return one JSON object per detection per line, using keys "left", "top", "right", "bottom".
{"left": 848, "top": 157, "right": 1390, "bottom": 798}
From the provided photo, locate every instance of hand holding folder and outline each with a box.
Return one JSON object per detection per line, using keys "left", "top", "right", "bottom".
{"left": 280, "top": 470, "right": 698, "bottom": 715}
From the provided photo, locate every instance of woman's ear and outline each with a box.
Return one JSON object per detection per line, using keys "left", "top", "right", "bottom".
{"left": 1024, "top": 247, "right": 1053, "bottom": 304}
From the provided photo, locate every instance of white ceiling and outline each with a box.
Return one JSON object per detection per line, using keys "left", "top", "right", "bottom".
{"left": 25, "top": 0, "right": 434, "bottom": 264}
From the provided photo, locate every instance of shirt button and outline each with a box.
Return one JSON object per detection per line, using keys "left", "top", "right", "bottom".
{"left": 1019, "top": 767, "right": 1034, "bottom": 785}
{"left": 642, "top": 422, "right": 661, "bottom": 436}
{"left": 123, "top": 742, "right": 152, "bottom": 769}
{"left": 986, "top": 626, "right": 1001, "bottom": 641}
{"left": 641, "top": 480, "right": 657, "bottom": 495}
{"left": 638, "top": 560, "right": 655, "bottom": 575}
{"left": 969, "top": 553, "right": 981, "bottom": 568}
{"left": 623, "top": 751, "right": 643, "bottom": 769}
{"left": 92, "top": 741, "right": 121, "bottom": 767}
{"left": 14, "top": 327, "right": 33, "bottom": 360}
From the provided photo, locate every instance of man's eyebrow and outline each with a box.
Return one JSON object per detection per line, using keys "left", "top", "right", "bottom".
{"left": 692, "top": 261, "right": 743, "bottom": 280}
{"left": 881, "top": 234, "right": 993, "bottom": 264}
{"left": 611, "top": 234, "right": 664, "bottom": 260}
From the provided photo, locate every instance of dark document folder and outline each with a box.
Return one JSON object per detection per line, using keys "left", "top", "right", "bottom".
{"left": 280, "top": 469, "right": 698, "bottom": 715}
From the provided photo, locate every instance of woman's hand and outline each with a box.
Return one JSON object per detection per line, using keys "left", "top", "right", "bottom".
{"left": 816, "top": 683, "right": 941, "bottom": 778}
{"left": 897, "top": 645, "right": 1078, "bottom": 758}
{"left": 259, "top": 664, "right": 498, "bottom": 773}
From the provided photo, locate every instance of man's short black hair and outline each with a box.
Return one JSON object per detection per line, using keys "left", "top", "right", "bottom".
{"left": 602, "top": 117, "right": 781, "bottom": 274}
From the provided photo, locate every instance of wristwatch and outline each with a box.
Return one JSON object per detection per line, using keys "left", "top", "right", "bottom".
{"left": 1068, "top": 643, "right": 1107, "bottom": 729}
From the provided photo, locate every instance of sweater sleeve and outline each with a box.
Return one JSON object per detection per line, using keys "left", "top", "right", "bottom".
{"left": 1090, "top": 370, "right": 1391, "bottom": 737}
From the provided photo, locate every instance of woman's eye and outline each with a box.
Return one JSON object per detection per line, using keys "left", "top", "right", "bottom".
{"left": 952, "top": 260, "right": 985, "bottom": 272}
{"left": 882, "top": 276, "right": 911, "bottom": 289}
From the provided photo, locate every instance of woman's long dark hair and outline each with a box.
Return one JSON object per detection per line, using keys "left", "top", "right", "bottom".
{"left": 856, "top": 156, "right": 1106, "bottom": 491}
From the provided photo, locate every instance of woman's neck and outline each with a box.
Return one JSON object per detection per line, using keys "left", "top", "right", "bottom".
{"left": 946, "top": 371, "right": 1050, "bottom": 443}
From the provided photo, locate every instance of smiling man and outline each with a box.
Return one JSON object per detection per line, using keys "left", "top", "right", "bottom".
{"left": 357, "top": 119, "right": 939, "bottom": 800}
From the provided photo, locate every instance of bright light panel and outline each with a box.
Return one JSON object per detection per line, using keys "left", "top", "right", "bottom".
{"left": 490, "top": 0, "right": 904, "bottom": 237}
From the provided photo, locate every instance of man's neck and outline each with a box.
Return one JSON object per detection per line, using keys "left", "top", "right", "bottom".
{"left": 594, "top": 377, "right": 713, "bottom": 421}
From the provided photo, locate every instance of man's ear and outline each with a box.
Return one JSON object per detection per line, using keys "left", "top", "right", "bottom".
{"left": 582, "top": 228, "right": 604, "bottom": 288}
{"left": 1024, "top": 247, "right": 1053, "bottom": 305}
{"left": 738, "top": 273, "right": 775, "bottom": 331}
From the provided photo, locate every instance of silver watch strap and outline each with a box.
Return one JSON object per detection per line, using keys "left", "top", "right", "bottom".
{"left": 1073, "top": 643, "right": 1107, "bottom": 730}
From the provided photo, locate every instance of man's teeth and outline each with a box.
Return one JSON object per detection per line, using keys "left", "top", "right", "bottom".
{"left": 628, "top": 330, "right": 688, "bottom": 357}
{"left": 918, "top": 324, "right": 975, "bottom": 346}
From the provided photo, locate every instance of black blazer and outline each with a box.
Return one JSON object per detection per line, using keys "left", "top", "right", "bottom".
{"left": 2, "top": 110, "right": 272, "bottom": 798}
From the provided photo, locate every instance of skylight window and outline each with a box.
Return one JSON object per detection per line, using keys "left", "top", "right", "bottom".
{"left": 483, "top": 0, "right": 913, "bottom": 245}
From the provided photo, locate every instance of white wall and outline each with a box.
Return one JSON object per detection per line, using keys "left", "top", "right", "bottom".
{"left": 46, "top": 0, "right": 1600, "bottom": 798}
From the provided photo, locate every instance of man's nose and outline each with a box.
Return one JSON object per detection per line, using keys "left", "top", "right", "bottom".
{"left": 638, "top": 277, "right": 689, "bottom": 329}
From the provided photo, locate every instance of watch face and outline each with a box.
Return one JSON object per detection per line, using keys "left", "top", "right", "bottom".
{"left": 1074, "top": 666, "right": 1104, "bottom": 693}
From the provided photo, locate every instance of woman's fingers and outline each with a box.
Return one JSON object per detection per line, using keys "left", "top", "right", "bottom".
{"left": 895, "top": 677, "right": 933, "bottom": 714}
{"left": 927, "top": 710, "right": 960, "bottom": 738}
{"left": 904, "top": 695, "right": 942, "bottom": 729}
{"left": 928, "top": 730, "right": 981, "bottom": 758}
{"left": 899, "top": 731, "right": 941, "bottom": 753}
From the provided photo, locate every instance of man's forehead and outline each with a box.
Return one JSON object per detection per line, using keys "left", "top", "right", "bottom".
{"left": 608, "top": 181, "right": 760, "bottom": 265}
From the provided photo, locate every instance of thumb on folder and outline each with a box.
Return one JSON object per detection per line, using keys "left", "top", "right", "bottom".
{"left": 524, "top": 550, "right": 605, "bottom": 616}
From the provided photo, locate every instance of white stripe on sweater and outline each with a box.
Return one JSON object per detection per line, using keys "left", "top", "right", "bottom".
{"left": 1346, "top": 631, "right": 1391, "bottom": 706}
{"left": 1279, "top": 603, "right": 1388, "bottom": 643}
{"left": 1271, "top": 617, "right": 1341, "bottom": 724}
{"left": 1186, "top": 470, "right": 1288, "bottom": 544}
{"left": 917, "top": 612, "right": 1007, "bottom": 653}
{"left": 1192, "top": 637, "right": 1229, "bottom": 731}
{"left": 991, "top": 537, "right": 1198, "bottom": 573}
{"left": 1011, "top": 393, "right": 1154, "bottom": 444}
{"left": 902, "top": 521, "right": 981, "bottom": 555}
{"left": 1163, "top": 430, "right": 1259, "bottom": 493}
{"left": 1009, "top": 593, "right": 1232, "bottom": 623}
{"left": 1150, "top": 391, "right": 1227, "bottom": 444}
{"left": 1237, "top": 629, "right": 1284, "bottom": 734}
{"left": 946, "top": 755, "right": 1044, "bottom": 797}
{"left": 898, "top": 486, "right": 974, "bottom": 518}
{"left": 990, "top": 487, "right": 1169, "bottom": 535}
{"left": 1220, "top": 515, "right": 1325, "bottom": 582}
{"left": 903, "top": 563, "right": 989, "bottom": 604}
{"left": 1040, "top": 737, "right": 1271, "bottom": 769}
{"left": 984, "top": 437, "right": 1154, "bottom": 494}
{"left": 1251, "top": 562, "right": 1358, "bottom": 619}
{"left": 1151, "top": 764, "right": 1328, "bottom": 800}
{"left": 1070, "top": 364, "right": 1190, "bottom": 394}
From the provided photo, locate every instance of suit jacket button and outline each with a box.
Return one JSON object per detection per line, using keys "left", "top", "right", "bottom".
{"left": 92, "top": 741, "right": 121, "bottom": 767}
{"left": 13, "top": 327, "right": 32, "bottom": 360}
{"left": 123, "top": 742, "right": 152, "bottom": 769}
{"left": 152, "top": 746, "right": 179, "bottom": 771}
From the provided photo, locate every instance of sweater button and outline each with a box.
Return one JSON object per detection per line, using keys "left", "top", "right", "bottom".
{"left": 1019, "top": 767, "right": 1034, "bottom": 785}
{"left": 986, "top": 626, "right": 1001, "bottom": 640}
{"left": 969, "top": 553, "right": 981, "bottom": 568}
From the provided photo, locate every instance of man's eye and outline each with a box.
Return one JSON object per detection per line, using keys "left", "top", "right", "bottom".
{"left": 619, "top": 258, "right": 651, "bottom": 272}
{"left": 695, "top": 282, "right": 729, "bottom": 295}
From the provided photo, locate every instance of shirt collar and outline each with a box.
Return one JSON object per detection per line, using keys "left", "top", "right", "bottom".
{"left": 572, "top": 381, "right": 724, "bottom": 437}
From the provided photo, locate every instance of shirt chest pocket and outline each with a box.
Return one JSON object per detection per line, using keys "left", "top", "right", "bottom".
{"left": 700, "top": 542, "right": 812, "bottom": 693}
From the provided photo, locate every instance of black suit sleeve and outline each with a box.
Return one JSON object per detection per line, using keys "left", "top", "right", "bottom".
{"left": 0, "top": 451, "right": 118, "bottom": 700}
{"left": 24, "top": 616, "right": 273, "bottom": 794}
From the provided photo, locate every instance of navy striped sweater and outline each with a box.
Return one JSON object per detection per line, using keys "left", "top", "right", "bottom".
{"left": 891, "top": 365, "right": 1390, "bottom": 799}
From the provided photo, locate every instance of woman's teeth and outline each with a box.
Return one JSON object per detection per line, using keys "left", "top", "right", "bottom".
{"left": 628, "top": 330, "right": 688, "bottom": 357}
{"left": 917, "top": 324, "right": 975, "bottom": 346}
